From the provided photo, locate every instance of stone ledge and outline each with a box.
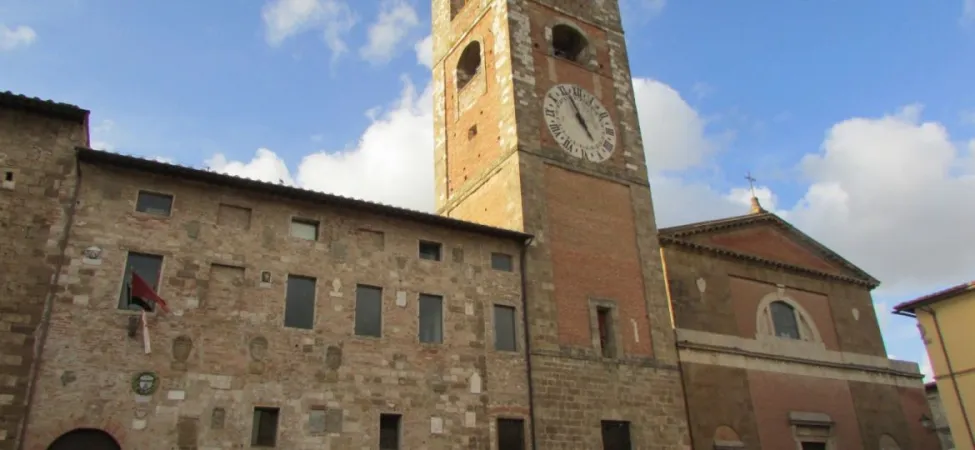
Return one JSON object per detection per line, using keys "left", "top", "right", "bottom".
{"left": 676, "top": 328, "right": 922, "bottom": 378}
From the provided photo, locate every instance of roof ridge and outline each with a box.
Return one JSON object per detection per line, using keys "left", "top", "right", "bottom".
{"left": 0, "top": 91, "right": 89, "bottom": 123}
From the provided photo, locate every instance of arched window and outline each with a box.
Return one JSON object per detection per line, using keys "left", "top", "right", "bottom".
{"left": 551, "top": 24, "right": 587, "bottom": 62}
{"left": 456, "top": 41, "right": 481, "bottom": 90}
{"left": 756, "top": 295, "right": 821, "bottom": 343}
{"left": 770, "top": 301, "right": 800, "bottom": 339}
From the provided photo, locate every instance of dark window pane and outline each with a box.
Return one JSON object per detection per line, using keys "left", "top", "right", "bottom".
{"left": 597, "top": 307, "right": 614, "bottom": 357}
{"left": 118, "top": 252, "right": 164, "bottom": 311}
{"left": 355, "top": 285, "right": 383, "bottom": 337}
{"left": 291, "top": 219, "right": 318, "bottom": 240}
{"left": 491, "top": 252, "right": 513, "bottom": 271}
{"left": 601, "top": 420, "right": 632, "bottom": 450}
{"left": 418, "top": 241, "right": 441, "bottom": 261}
{"left": 285, "top": 275, "right": 316, "bottom": 329}
{"left": 379, "top": 414, "right": 401, "bottom": 450}
{"left": 770, "top": 301, "right": 800, "bottom": 339}
{"left": 801, "top": 443, "right": 827, "bottom": 450}
{"left": 494, "top": 305, "right": 517, "bottom": 351}
{"left": 251, "top": 407, "right": 279, "bottom": 447}
{"left": 419, "top": 294, "right": 443, "bottom": 343}
{"left": 135, "top": 191, "right": 173, "bottom": 216}
{"left": 497, "top": 418, "right": 525, "bottom": 450}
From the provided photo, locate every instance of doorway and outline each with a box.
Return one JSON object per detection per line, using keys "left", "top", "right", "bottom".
{"left": 47, "top": 428, "right": 120, "bottom": 450}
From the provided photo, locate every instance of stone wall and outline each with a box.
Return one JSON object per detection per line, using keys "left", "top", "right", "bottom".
{"left": 0, "top": 105, "right": 87, "bottom": 450}
{"left": 21, "top": 162, "right": 532, "bottom": 450}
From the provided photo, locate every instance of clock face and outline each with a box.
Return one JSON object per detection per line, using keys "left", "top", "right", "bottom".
{"left": 543, "top": 83, "right": 617, "bottom": 163}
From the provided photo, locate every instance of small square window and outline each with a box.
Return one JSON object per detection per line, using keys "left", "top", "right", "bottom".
{"left": 291, "top": 218, "right": 319, "bottom": 241}
{"left": 3, "top": 171, "right": 13, "bottom": 182}
{"left": 491, "top": 252, "right": 513, "bottom": 272}
{"left": 135, "top": 191, "right": 173, "bottom": 216}
{"left": 251, "top": 407, "right": 279, "bottom": 447}
{"left": 418, "top": 240, "right": 442, "bottom": 261}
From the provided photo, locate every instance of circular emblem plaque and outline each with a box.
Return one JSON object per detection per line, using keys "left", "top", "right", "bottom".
{"left": 131, "top": 371, "right": 159, "bottom": 396}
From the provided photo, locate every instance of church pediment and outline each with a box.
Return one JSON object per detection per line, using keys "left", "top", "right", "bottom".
{"left": 659, "top": 212, "right": 878, "bottom": 286}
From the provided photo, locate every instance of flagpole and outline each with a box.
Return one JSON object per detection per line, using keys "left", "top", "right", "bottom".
{"left": 142, "top": 310, "right": 151, "bottom": 354}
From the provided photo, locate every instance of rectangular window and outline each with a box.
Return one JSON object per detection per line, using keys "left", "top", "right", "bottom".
{"left": 418, "top": 240, "right": 442, "bottom": 261}
{"left": 596, "top": 306, "right": 615, "bottom": 358}
{"left": 135, "top": 191, "right": 173, "bottom": 216}
{"left": 491, "top": 252, "right": 513, "bottom": 271}
{"left": 284, "top": 275, "right": 316, "bottom": 329}
{"left": 290, "top": 218, "right": 319, "bottom": 241}
{"left": 800, "top": 443, "right": 827, "bottom": 450}
{"left": 354, "top": 285, "right": 383, "bottom": 337}
{"left": 494, "top": 304, "right": 517, "bottom": 351}
{"left": 217, "top": 203, "right": 252, "bottom": 230}
{"left": 497, "top": 418, "right": 525, "bottom": 450}
{"left": 251, "top": 407, "right": 279, "bottom": 447}
{"left": 379, "top": 413, "right": 401, "bottom": 450}
{"left": 418, "top": 294, "right": 443, "bottom": 344}
{"left": 601, "top": 420, "right": 632, "bottom": 450}
{"left": 118, "top": 252, "right": 164, "bottom": 311}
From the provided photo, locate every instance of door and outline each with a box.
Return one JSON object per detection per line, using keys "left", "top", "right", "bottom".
{"left": 47, "top": 429, "right": 120, "bottom": 450}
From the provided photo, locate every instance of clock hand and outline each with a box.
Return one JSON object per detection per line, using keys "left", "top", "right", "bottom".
{"left": 568, "top": 97, "right": 595, "bottom": 141}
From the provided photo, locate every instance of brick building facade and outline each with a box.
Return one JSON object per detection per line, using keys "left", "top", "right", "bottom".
{"left": 659, "top": 201, "right": 940, "bottom": 450}
{"left": 0, "top": 0, "right": 936, "bottom": 449}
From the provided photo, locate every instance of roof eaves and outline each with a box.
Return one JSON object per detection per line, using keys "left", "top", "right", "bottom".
{"left": 75, "top": 147, "right": 533, "bottom": 243}
{"left": 892, "top": 281, "right": 975, "bottom": 313}
{"left": 0, "top": 91, "right": 89, "bottom": 124}
{"left": 659, "top": 235, "right": 878, "bottom": 288}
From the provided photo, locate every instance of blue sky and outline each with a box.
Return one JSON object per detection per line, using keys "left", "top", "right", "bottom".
{"left": 2, "top": 0, "right": 974, "bottom": 377}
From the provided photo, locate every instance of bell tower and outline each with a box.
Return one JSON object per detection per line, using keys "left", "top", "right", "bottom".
{"left": 431, "top": 0, "right": 691, "bottom": 448}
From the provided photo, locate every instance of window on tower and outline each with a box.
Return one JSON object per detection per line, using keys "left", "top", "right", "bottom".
{"left": 551, "top": 24, "right": 587, "bottom": 62}
{"left": 450, "top": 0, "right": 466, "bottom": 20}
{"left": 456, "top": 40, "right": 481, "bottom": 90}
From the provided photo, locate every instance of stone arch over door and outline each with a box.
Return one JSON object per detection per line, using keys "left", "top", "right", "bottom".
{"left": 47, "top": 428, "right": 120, "bottom": 450}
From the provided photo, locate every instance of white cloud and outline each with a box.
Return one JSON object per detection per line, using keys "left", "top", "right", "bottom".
{"left": 415, "top": 34, "right": 433, "bottom": 69}
{"left": 788, "top": 104, "right": 975, "bottom": 295}
{"left": 0, "top": 24, "right": 36, "bottom": 51}
{"left": 90, "top": 119, "right": 117, "bottom": 152}
{"left": 919, "top": 355, "right": 934, "bottom": 382}
{"left": 262, "top": 0, "right": 356, "bottom": 61}
{"left": 633, "top": 78, "right": 721, "bottom": 173}
{"left": 360, "top": 0, "right": 420, "bottom": 65}
{"left": 964, "top": 0, "right": 975, "bottom": 22}
{"left": 206, "top": 148, "right": 296, "bottom": 186}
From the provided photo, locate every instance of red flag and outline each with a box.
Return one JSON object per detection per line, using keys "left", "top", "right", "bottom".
{"left": 131, "top": 272, "right": 170, "bottom": 313}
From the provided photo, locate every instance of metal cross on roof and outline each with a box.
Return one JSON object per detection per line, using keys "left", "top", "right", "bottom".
{"left": 745, "top": 171, "right": 757, "bottom": 197}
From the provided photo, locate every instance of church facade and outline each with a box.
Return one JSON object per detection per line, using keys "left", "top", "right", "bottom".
{"left": 0, "top": 1, "right": 936, "bottom": 449}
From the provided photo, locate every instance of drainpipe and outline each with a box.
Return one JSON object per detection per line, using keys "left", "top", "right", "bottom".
{"left": 921, "top": 306, "right": 975, "bottom": 446}
{"left": 518, "top": 236, "right": 537, "bottom": 450}
{"left": 18, "top": 158, "right": 84, "bottom": 450}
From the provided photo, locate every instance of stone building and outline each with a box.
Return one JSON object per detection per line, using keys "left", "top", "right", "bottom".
{"left": 925, "top": 382, "right": 957, "bottom": 449}
{"left": 659, "top": 199, "right": 940, "bottom": 450}
{"left": 0, "top": 0, "right": 938, "bottom": 449}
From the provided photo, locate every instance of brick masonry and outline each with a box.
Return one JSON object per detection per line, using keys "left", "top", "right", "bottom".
{"left": 0, "top": 0, "right": 942, "bottom": 449}
{"left": 0, "top": 106, "right": 87, "bottom": 450}
{"left": 661, "top": 220, "right": 941, "bottom": 449}
{"left": 15, "top": 159, "right": 534, "bottom": 449}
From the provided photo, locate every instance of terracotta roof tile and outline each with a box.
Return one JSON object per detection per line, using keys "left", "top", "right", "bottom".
{"left": 892, "top": 280, "right": 975, "bottom": 313}
{"left": 0, "top": 91, "right": 89, "bottom": 123}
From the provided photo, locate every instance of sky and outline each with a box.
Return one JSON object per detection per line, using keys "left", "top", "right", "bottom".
{"left": 2, "top": 0, "right": 974, "bottom": 380}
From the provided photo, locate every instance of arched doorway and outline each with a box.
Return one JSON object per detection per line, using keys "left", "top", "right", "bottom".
{"left": 47, "top": 428, "right": 120, "bottom": 450}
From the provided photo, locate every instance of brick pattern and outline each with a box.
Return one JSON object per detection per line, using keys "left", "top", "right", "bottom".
{"left": 695, "top": 225, "right": 845, "bottom": 275}
{"left": 680, "top": 363, "right": 760, "bottom": 449}
{"left": 20, "top": 163, "right": 532, "bottom": 449}
{"left": 0, "top": 109, "right": 86, "bottom": 450}
{"left": 435, "top": 0, "right": 690, "bottom": 448}
{"left": 748, "top": 371, "right": 864, "bottom": 448}
{"left": 848, "top": 381, "right": 916, "bottom": 450}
